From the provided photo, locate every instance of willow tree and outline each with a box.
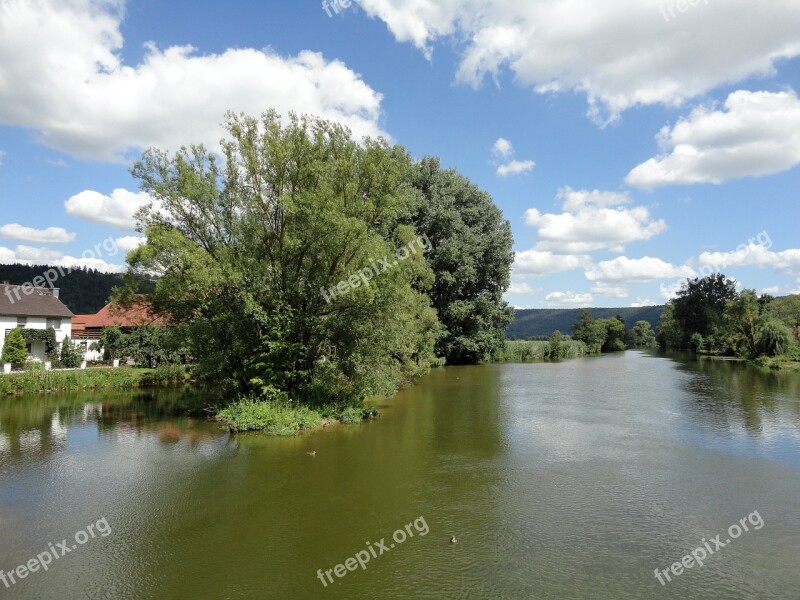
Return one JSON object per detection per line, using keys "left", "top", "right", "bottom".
{"left": 128, "top": 111, "right": 440, "bottom": 406}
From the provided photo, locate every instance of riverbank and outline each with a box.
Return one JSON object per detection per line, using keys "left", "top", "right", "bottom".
{"left": 0, "top": 364, "right": 191, "bottom": 395}
{"left": 699, "top": 352, "right": 800, "bottom": 372}
{"left": 496, "top": 339, "right": 592, "bottom": 362}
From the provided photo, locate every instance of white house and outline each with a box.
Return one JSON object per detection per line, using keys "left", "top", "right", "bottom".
{"left": 1, "top": 282, "right": 74, "bottom": 362}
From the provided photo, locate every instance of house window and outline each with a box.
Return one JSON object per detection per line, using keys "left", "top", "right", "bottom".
{"left": 17, "top": 317, "right": 27, "bottom": 327}
{"left": 47, "top": 318, "right": 62, "bottom": 329}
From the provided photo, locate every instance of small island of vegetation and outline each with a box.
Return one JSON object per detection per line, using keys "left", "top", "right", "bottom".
{"left": 119, "top": 110, "right": 515, "bottom": 434}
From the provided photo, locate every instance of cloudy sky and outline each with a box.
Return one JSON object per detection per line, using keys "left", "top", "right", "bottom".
{"left": 1, "top": 0, "right": 799, "bottom": 307}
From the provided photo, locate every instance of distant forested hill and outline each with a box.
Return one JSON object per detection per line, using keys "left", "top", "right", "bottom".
{"left": 507, "top": 305, "right": 665, "bottom": 339}
{"left": 0, "top": 264, "right": 125, "bottom": 314}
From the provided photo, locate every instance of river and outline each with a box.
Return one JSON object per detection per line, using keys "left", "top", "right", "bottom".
{"left": 1, "top": 351, "right": 799, "bottom": 599}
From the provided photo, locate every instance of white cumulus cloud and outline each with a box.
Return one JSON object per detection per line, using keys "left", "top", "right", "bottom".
{"left": 0, "top": 244, "right": 125, "bottom": 272}
{"left": 627, "top": 90, "right": 800, "bottom": 188}
{"left": 0, "top": 223, "right": 76, "bottom": 243}
{"left": 586, "top": 256, "right": 695, "bottom": 283}
{"left": 630, "top": 298, "right": 657, "bottom": 307}
{"left": 0, "top": 0, "right": 386, "bottom": 161}
{"left": 492, "top": 138, "right": 514, "bottom": 158}
{"left": 64, "top": 188, "right": 157, "bottom": 231}
{"left": 114, "top": 236, "right": 146, "bottom": 254}
{"left": 544, "top": 291, "right": 593, "bottom": 307}
{"left": 523, "top": 187, "right": 666, "bottom": 254}
{"left": 513, "top": 250, "right": 589, "bottom": 276}
{"left": 358, "top": 0, "right": 800, "bottom": 123}
{"left": 590, "top": 284, "right": 629, "bottom": 299}
{"left": 497, "top": 159, "right": 535, "bottom": 177}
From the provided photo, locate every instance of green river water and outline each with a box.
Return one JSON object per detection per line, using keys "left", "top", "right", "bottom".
{"left": 1, "top": 351, "right": 799, "bottom": 599}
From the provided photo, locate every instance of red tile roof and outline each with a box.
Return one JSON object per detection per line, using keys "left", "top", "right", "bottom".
{"left": 71, "top": 296, "right": 166, "bottom": 331}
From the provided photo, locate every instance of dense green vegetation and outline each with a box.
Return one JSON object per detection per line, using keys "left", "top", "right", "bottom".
{"left": 410, "top": 158, "right": 514, "bottom": 363}
{"left": 506, "top": 305, "right": 664, "bottom": 339}
{"left": 125, "top": 110, "right": 513, "bottom": 432}
{"left": 497, "top": 335, "right": 590, "bottom": 362}
{"left": 657, "top": 274, "right": 800, "bottom": 369}
{"left": 92, "top": 325, "right": 190, "bottom": 368}
{"left": 0, "top": 364, "right": 191, "bottom": 395}
{"left": 1, "top": 367, "right": 141, "bottom": 395}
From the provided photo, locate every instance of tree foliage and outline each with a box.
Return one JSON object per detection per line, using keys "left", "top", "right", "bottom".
{"left": 409, "top": 158, "right": 514, "bottom": 364}
{"left": 658, "top": 275, "right": 798, "bottom": 360}
{"left": 571, "top": 309, "right": 627, "bottom": 353}
{"left": 631, "top": 320, "right": 657, "bottom": 348}
{"left": 59, "top": 336, "right": 82, "bottom": 368}
{"left": 1, "top": 328, "right": 28, "bottom": 366}
{"left": 127, "top": 111, "right": 443, "bottom": 406}
{"left": 671, "top": 273, "right": 738, "bottom": 347}
{"left": 756, "top": 319, "right": 793, "bottom": 357}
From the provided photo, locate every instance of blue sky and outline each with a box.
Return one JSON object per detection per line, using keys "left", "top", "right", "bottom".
{"left": 1, "top": 0, "right": 799, "bottom": 307}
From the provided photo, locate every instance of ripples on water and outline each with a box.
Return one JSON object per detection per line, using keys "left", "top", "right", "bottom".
{"left": 1, "top": 352, "right": 799, "bottom": 599}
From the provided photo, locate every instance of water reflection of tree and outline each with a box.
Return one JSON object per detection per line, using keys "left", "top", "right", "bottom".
{"left": 676, "top": 356, "right": 800, "bottom": 435}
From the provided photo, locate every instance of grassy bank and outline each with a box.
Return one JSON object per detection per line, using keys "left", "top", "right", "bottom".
{"left": 750, "top": 354, "right": 800, "bottom": 372}
{"left": 496, "top": 339, "right": 592, "bottom": 362}
{"left": 0, "top": 364, "right": 191, "bottom": 395}
{"left": 217, "top": 398, "right": 378, "bottom": 435}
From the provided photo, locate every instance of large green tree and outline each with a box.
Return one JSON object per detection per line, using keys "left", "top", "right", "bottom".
{"left": 670, "top": 274, "right": 738, "bottom": 348}
{"left": 409, "top": 157, "right": 514, "bottom": 364}
{"left": 127, "top": 111, "right": 440, "bottom": 406}
{"left": 723, "top": 289, "right": 761, "bottom": 357}
{"left": 631, "top": 320, "right": 657, "bottom": 348}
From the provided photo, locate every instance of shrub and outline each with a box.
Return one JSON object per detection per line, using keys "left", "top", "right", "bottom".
{"left": 340, "top": 406, "right": 365, "bottom": 424}
{"left": 141, "top": 364, "right": 189, "bottom": 386}
{"left": 689, "top": 332, "right": 704, "bottom": 353}
{"left": 757, "top": 319, "right": 793, "bottom": 357}
{"left": 60, "top": 336, "right": 82, "bottom": 368}
{"left": 1, "top": 328, "right": 28, "bottom": 367}
{"left": 217, "top": 398, "right": 323, "bottom": 435}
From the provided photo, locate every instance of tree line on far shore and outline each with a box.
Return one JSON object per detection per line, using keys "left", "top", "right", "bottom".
{"left": 656, "top": 274, "right": 800, "bottom": 366}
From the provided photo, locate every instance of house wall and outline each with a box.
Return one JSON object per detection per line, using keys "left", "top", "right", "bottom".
{"left": 76, "top": 340, "right": 104, "bottom": 362}
{"left": 0, "top": 316, "right": 72, "bottom": 362}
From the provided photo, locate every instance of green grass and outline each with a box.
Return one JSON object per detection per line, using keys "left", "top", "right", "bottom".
{"left": 217, "top": 398, "right": 324, "bottom": 435}
{"left": 217, "top": 398, "right": 379, "bottom": 435}
{"left": 0, "top": 364, "right": 192, "bottom": 395}
{"left": 496, "top": 339, "right": 592, "bottom": 362}
{"left": 0, "top": 367, "right": 144, "bottom": 395}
